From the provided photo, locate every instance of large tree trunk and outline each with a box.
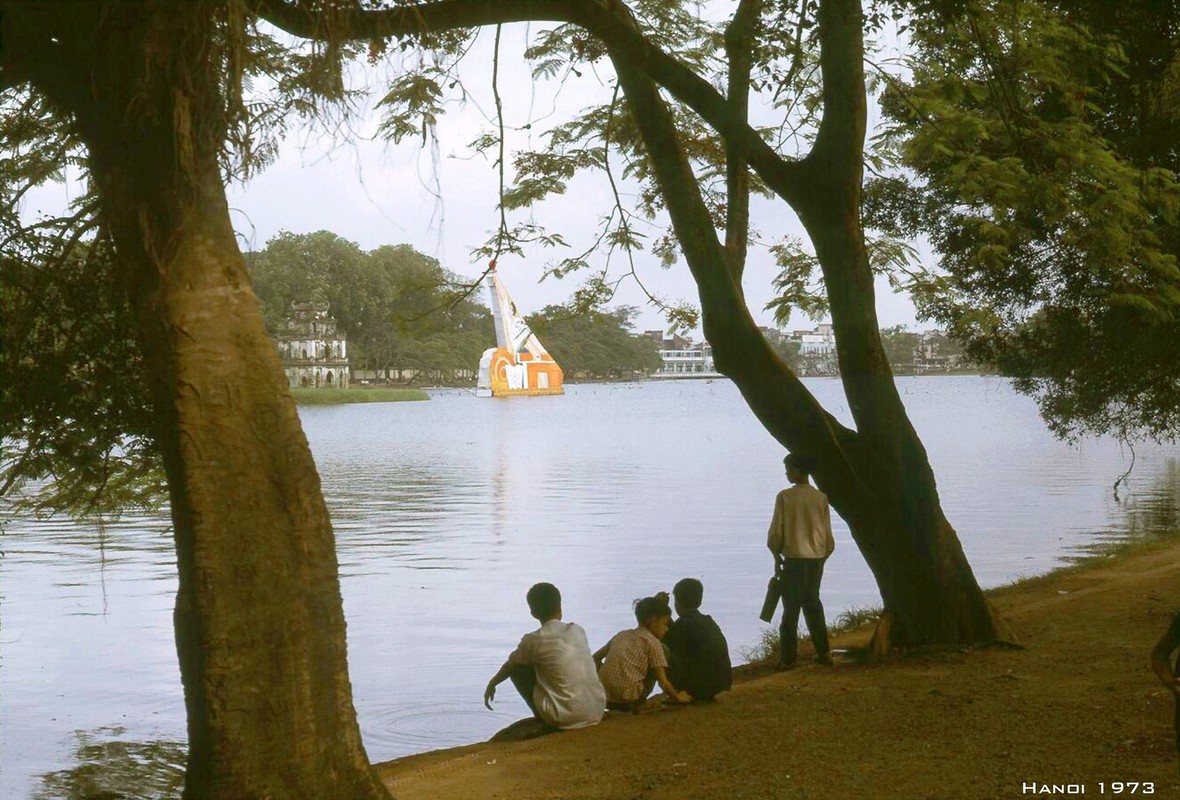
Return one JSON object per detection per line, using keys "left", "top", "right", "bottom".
{"left": 611, "top": 0, "right": 1002, "bottom": 647}
{"left": 5, "top": 3, "right": 392, "bottom": 797}
{"left": 802, "top": 0, "right": 999, "bottom": 646}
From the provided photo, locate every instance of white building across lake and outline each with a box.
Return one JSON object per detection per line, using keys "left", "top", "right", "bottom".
{"left": 795, "top": 323, "right": 836, "bottom": 357}
{"left": 644, "top": 331, "right": 720, "bottom": 378}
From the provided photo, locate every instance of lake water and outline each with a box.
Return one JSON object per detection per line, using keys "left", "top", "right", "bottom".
{"left": 2, "top": 377, "right": 1178, "bottom": 798}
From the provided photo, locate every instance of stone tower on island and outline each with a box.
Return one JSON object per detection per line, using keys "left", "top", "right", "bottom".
{"left": 276, "top": 301, "right": 349, "bottom": 389}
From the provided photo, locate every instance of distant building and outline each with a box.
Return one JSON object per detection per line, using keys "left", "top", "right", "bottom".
{"left": 643, "top": 330, "right": 693, "bottom": 352}
{"left": 276, "top": 301, "right": 350, "bottom": 389}
{"left": 915, "top": 330, "right": 966, "bottom": 372}
{"left": 758, "top": 326, "right": 788, "bottom": 347}
{"left": 779, "top": 323, "right": 838, "bottom": 375}
{"left": 798, "top": 323, "right": 836, "bottom": 357}
{"left": 644, "top": 331, "right": 719, "bottom": 377}
{"left": 768, "top": 323, "right": 970, "bottom": 375}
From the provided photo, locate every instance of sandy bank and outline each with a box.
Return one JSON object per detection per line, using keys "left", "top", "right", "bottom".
{"left": 376, "top": 541, "right": 1180, "bottom": 800}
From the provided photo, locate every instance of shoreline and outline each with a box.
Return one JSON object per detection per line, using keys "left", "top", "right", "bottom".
{"left": 370, "top": 371, "right": 997, "bottom": 391}
{"left": 290, "top": 387, "right": 429, "bottom": 405}
{"left": 375, "top": 534, "right": 1180, "bottom": 799}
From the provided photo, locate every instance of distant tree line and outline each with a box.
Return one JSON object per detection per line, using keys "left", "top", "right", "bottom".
{"left": 246, "top": 231, "right": 491, "bottom": 383}
{"left": 246, "top": 232, "right": 660, "bottom": 383}
{"left": 527, "top": 305, "right": 662, "bottom": 379}
{"left": 879, "top": 327, "right": 967, "bottom": 375}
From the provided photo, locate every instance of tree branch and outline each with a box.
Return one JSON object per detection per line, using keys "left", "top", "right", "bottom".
{"left": 601, "top": 83, "right": 667, "bottom": 314}
{"left": 774, "top": 0, "right": 810, "bottom": 103}
{"left": 810, "top": 0, "right": 866, "bottom": 183}
{"left": 608, "top": 41, "right": 875, "bottom": 515}
{"left": 723, "top": 0, "right": 760, "bottom": 280}
{"left": 253, "top": 0, "right": 814, "bottom": 207}
{"left": 0, "top": 2, "right": 94, "bottom": 102}
{"left": 0, "top": 4, "right": 29, "bottom": 91}
{"left": 491, "top": 24, "right": 510, "bottom": 259}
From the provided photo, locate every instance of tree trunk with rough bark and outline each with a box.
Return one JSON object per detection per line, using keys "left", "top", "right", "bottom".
{"left": 610, "top": 0, "right": 1002, "bottom": 646}
{"left": 2, "top": 3, "right": 393, "bottom": 797}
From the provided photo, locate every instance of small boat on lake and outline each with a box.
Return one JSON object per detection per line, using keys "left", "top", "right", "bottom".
{"left": 476, "top": 264, "right": 564, "bottom": 398}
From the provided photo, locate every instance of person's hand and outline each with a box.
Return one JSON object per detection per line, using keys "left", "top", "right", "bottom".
{"left": 673, "top": 691, "right": 692, "bottom": 704}
{"left": 483, "top": 683, "right": 496, "bottom": 710}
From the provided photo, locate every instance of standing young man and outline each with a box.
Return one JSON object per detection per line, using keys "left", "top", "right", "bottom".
{"left": 766, "top": 453, "right": 836, "bottom": 669}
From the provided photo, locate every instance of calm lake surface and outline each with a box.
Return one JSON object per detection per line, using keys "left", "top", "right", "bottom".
{"left": 3, "top": 377, "right": 1178, "bottom": 797}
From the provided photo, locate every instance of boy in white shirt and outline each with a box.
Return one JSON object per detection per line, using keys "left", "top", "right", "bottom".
{"left": 483, "top": 583, "right": 606, "bottom": 730}
{"left": 767, "top": 453, "right": 836, "bottom": 669}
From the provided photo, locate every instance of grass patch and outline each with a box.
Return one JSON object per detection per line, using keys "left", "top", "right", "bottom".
{"left": 740, "top": 604, "right": 884, "bottom": 666}
{"left": 740, "top": 627, "right": 782, "bottom": 666}
{"left": 291, "top": 388, "right": 430, "bottom": 405}
{"left": 832, "top": 604, "right": 884, "bottom": 635}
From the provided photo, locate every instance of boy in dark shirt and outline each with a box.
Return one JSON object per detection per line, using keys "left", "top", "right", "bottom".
{"left": 665, "top": 578, "right": 732, "bottom": 702}
{"left": 1150, "top": 611, "right": 1180, "bottom": 770}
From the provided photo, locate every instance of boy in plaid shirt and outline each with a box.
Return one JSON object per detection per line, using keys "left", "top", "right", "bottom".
{"left": 594, "top": 593, "right": 692, "bottom": 711}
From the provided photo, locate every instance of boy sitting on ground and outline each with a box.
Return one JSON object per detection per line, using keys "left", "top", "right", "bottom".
{"left": 594, "top": 593, "right": 692, "bottom": 711}
{"left": 483, "top": 582, "right": 606, "bottom": 730}
{"left": 665, "top": 578, "right": 732, "bottom": 702}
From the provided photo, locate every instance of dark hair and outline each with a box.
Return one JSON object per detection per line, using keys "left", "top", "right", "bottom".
{"left": 526, "top": 582, "right": 561, "bottom": 620}
{"left": 672, "top": 578, "right": 703, "bottom": 610}
{"left": 784, "top": 452, "right": 815, "bottom": 475}
{"left": 634, "top": 593, "right": 672, "bottom": 624}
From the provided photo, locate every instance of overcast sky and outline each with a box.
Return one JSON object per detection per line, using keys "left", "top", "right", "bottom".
{"left": 222, "top": 21, "right": 924, "bottom": 337}
{"left": 21, "top": 18, "right": 924, "bottom": 337}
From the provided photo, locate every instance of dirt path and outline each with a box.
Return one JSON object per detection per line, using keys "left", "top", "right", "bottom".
{"left": 376, "top": 542, "right": 1180, "bottom": 800}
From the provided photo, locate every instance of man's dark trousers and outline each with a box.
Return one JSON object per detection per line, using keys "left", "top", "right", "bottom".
{"left": 778, "top": 557, "right": 828, "bottom": 665}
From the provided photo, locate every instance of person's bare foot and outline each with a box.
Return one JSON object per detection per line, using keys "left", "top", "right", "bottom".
{"left": 635, "top": 696, "right": 666, "bottom": 714}
{"left": 489, "top": 717, "right": 558, "bottom": 742}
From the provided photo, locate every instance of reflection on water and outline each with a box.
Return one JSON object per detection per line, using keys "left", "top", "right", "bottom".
{"left": 365, "top": 697, "right": 501, "bottom": 752}
{"left": 33, "top": 728, "right": 184, "bottom": 800}
{"left": 1070, "top": 459, "right": 1180, "bottom": 558}
{"left": 2, "top": 378, "right": 1178, "bottom": 797}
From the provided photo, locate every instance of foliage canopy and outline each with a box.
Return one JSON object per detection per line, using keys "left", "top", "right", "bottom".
{"left": 873, "top": 0, "right": 1180, "bottom": 441}
{"left": 246, "top": 230, "right": 493, "bottom": 379}
{"left": 526, "top": 304, "right": 661, "bottom": 378}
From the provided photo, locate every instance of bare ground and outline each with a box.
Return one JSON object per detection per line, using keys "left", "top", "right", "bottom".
{"left": 376, "top": 541, "right": 1180, "bottom": 800}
